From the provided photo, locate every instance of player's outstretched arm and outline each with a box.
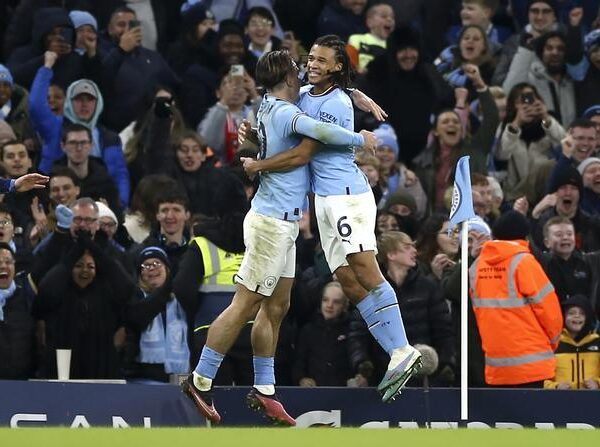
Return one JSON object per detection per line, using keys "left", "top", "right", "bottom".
{"left": 12, "top": 173, "right": 50, "bottom": 193}
{"left": 242, "top": 137, "right": 320, "bottom": 177}
{"left": 349, "top": 89, "right": 388, "bottom": 121}
{"left": 293, "top": 114, "right": 365, "bottom": 147}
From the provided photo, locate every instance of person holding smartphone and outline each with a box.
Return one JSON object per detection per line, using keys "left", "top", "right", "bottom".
{"left": 495, "top": 82, "right": 566, "bottom": 204}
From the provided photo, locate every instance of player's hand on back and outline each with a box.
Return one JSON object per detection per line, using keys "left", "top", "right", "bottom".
{"left": 359, "top": 130, "right": 377, "bottom": 154}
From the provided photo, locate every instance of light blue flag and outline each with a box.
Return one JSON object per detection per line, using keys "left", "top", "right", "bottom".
{"left": 448, "top": 155, "right": 475, "bottom": 235}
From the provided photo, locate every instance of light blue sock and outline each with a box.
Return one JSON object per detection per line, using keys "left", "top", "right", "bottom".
{"left": 357, "top": 281, "right": 408, "bottom": 354}
{"left": 253, "top": 356, "right": 275, "bottom": 386}
{"left": 194, "top": 346, "right": 225, "bottom": 379}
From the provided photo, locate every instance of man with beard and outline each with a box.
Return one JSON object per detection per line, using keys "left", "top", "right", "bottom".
{"left": 503, "top": 30, "right": 576, "bottom": 127}
{"left": 531, "top": 165, "right": 600, "bottom": 251}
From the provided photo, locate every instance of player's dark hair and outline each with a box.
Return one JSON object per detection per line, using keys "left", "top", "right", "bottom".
{"left": 256, "top": 50, "right": 295, "bottom": 90}
{"left": 313, "top": 34, "right": 354, "bottom": 89}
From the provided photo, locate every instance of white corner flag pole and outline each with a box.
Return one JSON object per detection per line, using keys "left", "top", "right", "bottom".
{"left": 460, "top": 221, "right": 469, "bottom": 423}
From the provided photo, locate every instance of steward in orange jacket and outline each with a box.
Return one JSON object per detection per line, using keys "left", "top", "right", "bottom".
{"left": 469, "top": 211, "right": 563, "bottom": 386}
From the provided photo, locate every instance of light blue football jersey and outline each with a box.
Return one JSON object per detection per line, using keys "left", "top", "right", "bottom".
{"left": 298, "top": 85, "right": 370, "bottom": 196}
{"left": 251, "top": 94, "right": 310, "bottom": 221}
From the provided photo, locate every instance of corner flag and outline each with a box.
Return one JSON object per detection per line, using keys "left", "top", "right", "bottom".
{"left": 448, "top": 155, "right": 475, "bottom": 235}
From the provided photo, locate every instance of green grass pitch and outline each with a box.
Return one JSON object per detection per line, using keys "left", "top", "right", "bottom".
{"left": 1, "top": 428, "right": 599, "bottom": 447}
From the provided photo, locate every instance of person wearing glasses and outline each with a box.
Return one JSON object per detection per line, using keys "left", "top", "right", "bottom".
{"left": 124, "top": 246, "right": 191, "bottom": 383}
{"left": 51, "top": 123, "right": 122, "bottom": 220}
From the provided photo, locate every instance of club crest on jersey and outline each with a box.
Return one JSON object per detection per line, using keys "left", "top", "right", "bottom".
{"left": 319, "top": 111, "right": 337, "bottom": 124}
{"left": 263, "top": 276, "right": 277, "bottom": 289}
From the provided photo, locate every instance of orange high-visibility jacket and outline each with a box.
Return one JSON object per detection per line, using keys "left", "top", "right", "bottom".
{"left": 469, "top": 240, "right": 563, "bottom": 385}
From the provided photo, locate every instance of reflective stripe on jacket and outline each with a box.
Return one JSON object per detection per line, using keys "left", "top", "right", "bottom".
{"left": 192, "top": 236, "right": 244, "bottom": 331}
{"left": 469, "top": 239, "right": 562, "bottom": 385}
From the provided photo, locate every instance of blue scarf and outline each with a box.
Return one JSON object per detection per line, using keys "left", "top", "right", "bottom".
{"left": 138, "top": 291, "right": 190, "bottom": 374}
{"left": 0, "top": 281, "right": 17, "bottom": 322}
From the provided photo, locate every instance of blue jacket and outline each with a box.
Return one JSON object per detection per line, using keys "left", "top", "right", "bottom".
{"left": 28, "top": 66, "right": 130, "bottom": 206}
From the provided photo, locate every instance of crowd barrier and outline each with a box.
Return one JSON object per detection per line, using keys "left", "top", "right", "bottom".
{"left": 0, "top": 380, "right": 597, "bottom": 428}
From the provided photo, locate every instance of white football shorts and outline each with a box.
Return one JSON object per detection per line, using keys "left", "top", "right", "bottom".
{"left": 314, "top": 190, "right": 378, "bottom": 273}
{"left": 235, "top": 209, "right": 299, "bottom": 297}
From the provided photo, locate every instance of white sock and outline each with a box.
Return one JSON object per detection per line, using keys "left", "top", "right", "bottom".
{"left": 192, "top": 371, "right": 213, "bottom": 391}
{"left": 254, "top": 384, "right": 275, "bottom": 395}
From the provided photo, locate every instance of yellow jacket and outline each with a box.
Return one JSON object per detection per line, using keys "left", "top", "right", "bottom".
{"left": 544, "top": 329, "right": 600, "bottom": 389}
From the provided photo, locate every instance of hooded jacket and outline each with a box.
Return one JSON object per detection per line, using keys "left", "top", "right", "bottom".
{"left": 29, "top": 67, "right": 130, "bottom": 206}
{"left": 7, "top": 7, "right": 99, "bottom": 89}
{"left": 469, "top": 239, "right": 563, "bottom": 385}
{"left": 544, "top": 296, "right": 600, "bottom": 389}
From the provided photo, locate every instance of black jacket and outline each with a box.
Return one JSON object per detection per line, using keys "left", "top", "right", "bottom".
{"left": 0, "top": 286, "right": 34, "bottom": 379}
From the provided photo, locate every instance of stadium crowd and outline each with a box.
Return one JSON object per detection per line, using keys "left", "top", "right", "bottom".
{"left": 0, "top": 0, "right": 599, "bottom": 391}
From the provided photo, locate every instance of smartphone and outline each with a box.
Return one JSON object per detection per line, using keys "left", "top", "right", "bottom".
{"left": 129, "top": 19, "right": 141, "bottom": 29}
{"left": 229, "top": 64, "right": 244, "bottom": 78}
{"left": 521, "top": 92, "right": 535, "bottom": 105}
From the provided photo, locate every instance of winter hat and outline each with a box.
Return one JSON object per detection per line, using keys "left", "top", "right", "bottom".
{"left": 218, "top": 18, "right": 245, "bottom": 40}
{"left": 549, "top": 165, "right": 583, "bottom": 195}
{"left": 181, "top": 2, "right": 214, "bottom": 32}
{"left": 96, "top": 201, "right": 118, "bottom": 226}
{"left": 69, "top": 10, "right": 97, "bottom": 31}
{"left": 459, "top": 215, "right": 491, "bottom": 243}
{"left": 373, "top": 123, "right": 399, "bottom": 159}
{"left": 527, "top": 0, "right": 557, "bottom": 15}
{"left": 577, "top": 157, "right": 600, "bottom": 176}
{"left": 492, "top": 210, "right": 530, "bottom": 241}
{"left": 0, "top": 121, "right": 16, "bottom": 145}
{"left": 388, "top": 26, "right": 421, "bottom": 53}
{"left": 584, "top": 29, "right": 600, "bottom": 55}
{"left": 138, "top": 246, "right": 170, "bottom": 272}
{"left": 69, "top": 79, "right": 98, "bottom": 99}
{"left": 385, "top": 191, "right": 417, "bottom": 215}
{"left": 0, "top": 64, "right": 13, "bottom": 87}
{"left": 582, "top": 105, "right": 600, "bottom": 120}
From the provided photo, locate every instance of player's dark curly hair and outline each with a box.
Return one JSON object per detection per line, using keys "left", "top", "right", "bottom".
{"left": 255, "top": 50, "right": 296, "bottom": 90}
{"left": 312, "top": 34, "right": 354, "bottom": 89}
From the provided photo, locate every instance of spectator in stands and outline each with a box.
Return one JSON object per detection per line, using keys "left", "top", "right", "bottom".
{"left": 503, "top": 30, "right": 576, "bottom": 127}
{"left": 446, "top": 0, "right": 508, "bottom": 47}
{"left": 7, "top": 7, "right": 101, "bottom": 90}
{"left": 565, "top": 10, "right": 600, "bottom": 115}
{"left": 198, "top": 69, "right": 259, "bottom": 164}
{"left": 348, "top": 231, "right": 455, "bottom": 386}
{"left": 166, "top": 3, "right": 218, "bottom": 77}
{"left": 470, "top": 210, "right": 563, "bottom": 387}
{"left": 357, "top": 26, "right": 453, "bottom": 164}
{"left": 96, "top": 201, "right": 124, "bottom": 253}
{"left": 372, "top": 124, "right": 428, "bottom": 219}
{"left": 544, "top": 295, "right": 600, "bottom": 390}
{"left": 122, "top": 87, "right": 186, "bottom": 189}
{"left": 0, "top": 204, "right": 33, "bottom": 276}
{"left": 69, "top": 11, "right": 98, "bottom": 57}
{"left": 492, "top": 0, "right": 559, "bottom": 86}
{"left": 29, "top": 54, "right": 129, "bottom": 207}
{"left": 435, "top": 24, "right": 497, "bottom": 95}
{"left": 577, "top": 157, "right": 600, "bottom": 215}
{"left": 413, "top": 64, "right": 499, "bottom": 213}
{"left": 98, "top": 6, "right": 179, "bottom": 132}
{"left": 584, "top": 105, "right": 600, "bottom": 152}
{"left": 29, "top": 167, "right": 81, "bottom": 246}
{"left": 180, "top": 19, "right": 259, "bottom": 129}
{"left": 416, "top": 214, "right": 459, "bottom": 282}
{"left": 49, "top": 124, "right": 122, "bottom": 219}
{"left": 347, "top": 2, "right": 395, "bottom": 73}
{"left": 127, "top": 189, "right": 191, "bottom": 276}
{"left": 376, "top": 211, "right": 400, "bottom": 236}
{"left": 317, "top": 0, "right": 368, "bottom": 42}
{"left": 495, "top": 82, "right": 565, "bottom": 203}
{"left": 0, "top": 64, "right": 36, "bottom": 145}
{"left": 355, "top": 149, "right": 383, "bottom": 205}
{"left": 383, "top": 191, "right": 419, "bottom": 238}
{"left": 245, "top": 7, "right": 282, "bottom": 59}
{"left": 33, "top": 227, "right": 133, "bottom": 379}
{"left": 125, "top": 246, "right": 190, "bottom": 383}
{"left": 124, "top": 175, "right": 180, "bottom": 244}
{"left": 292, "top": 281, "right": 354, "bottom": 387}
{"left": 531, "top": 165, "right": 600, "bottom": 251}
{"left": 471, "top": 172, "right": 497, "bottom": 223}
{"left": 538, "top": 216, "right": 600, "bottom": 312}
{"left": 0, "top": 243, "right": 34, "bottom": 379}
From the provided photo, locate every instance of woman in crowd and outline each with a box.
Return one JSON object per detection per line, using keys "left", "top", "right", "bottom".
{"left": 416, "top": 214, "right": 458, "bottom": 282}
